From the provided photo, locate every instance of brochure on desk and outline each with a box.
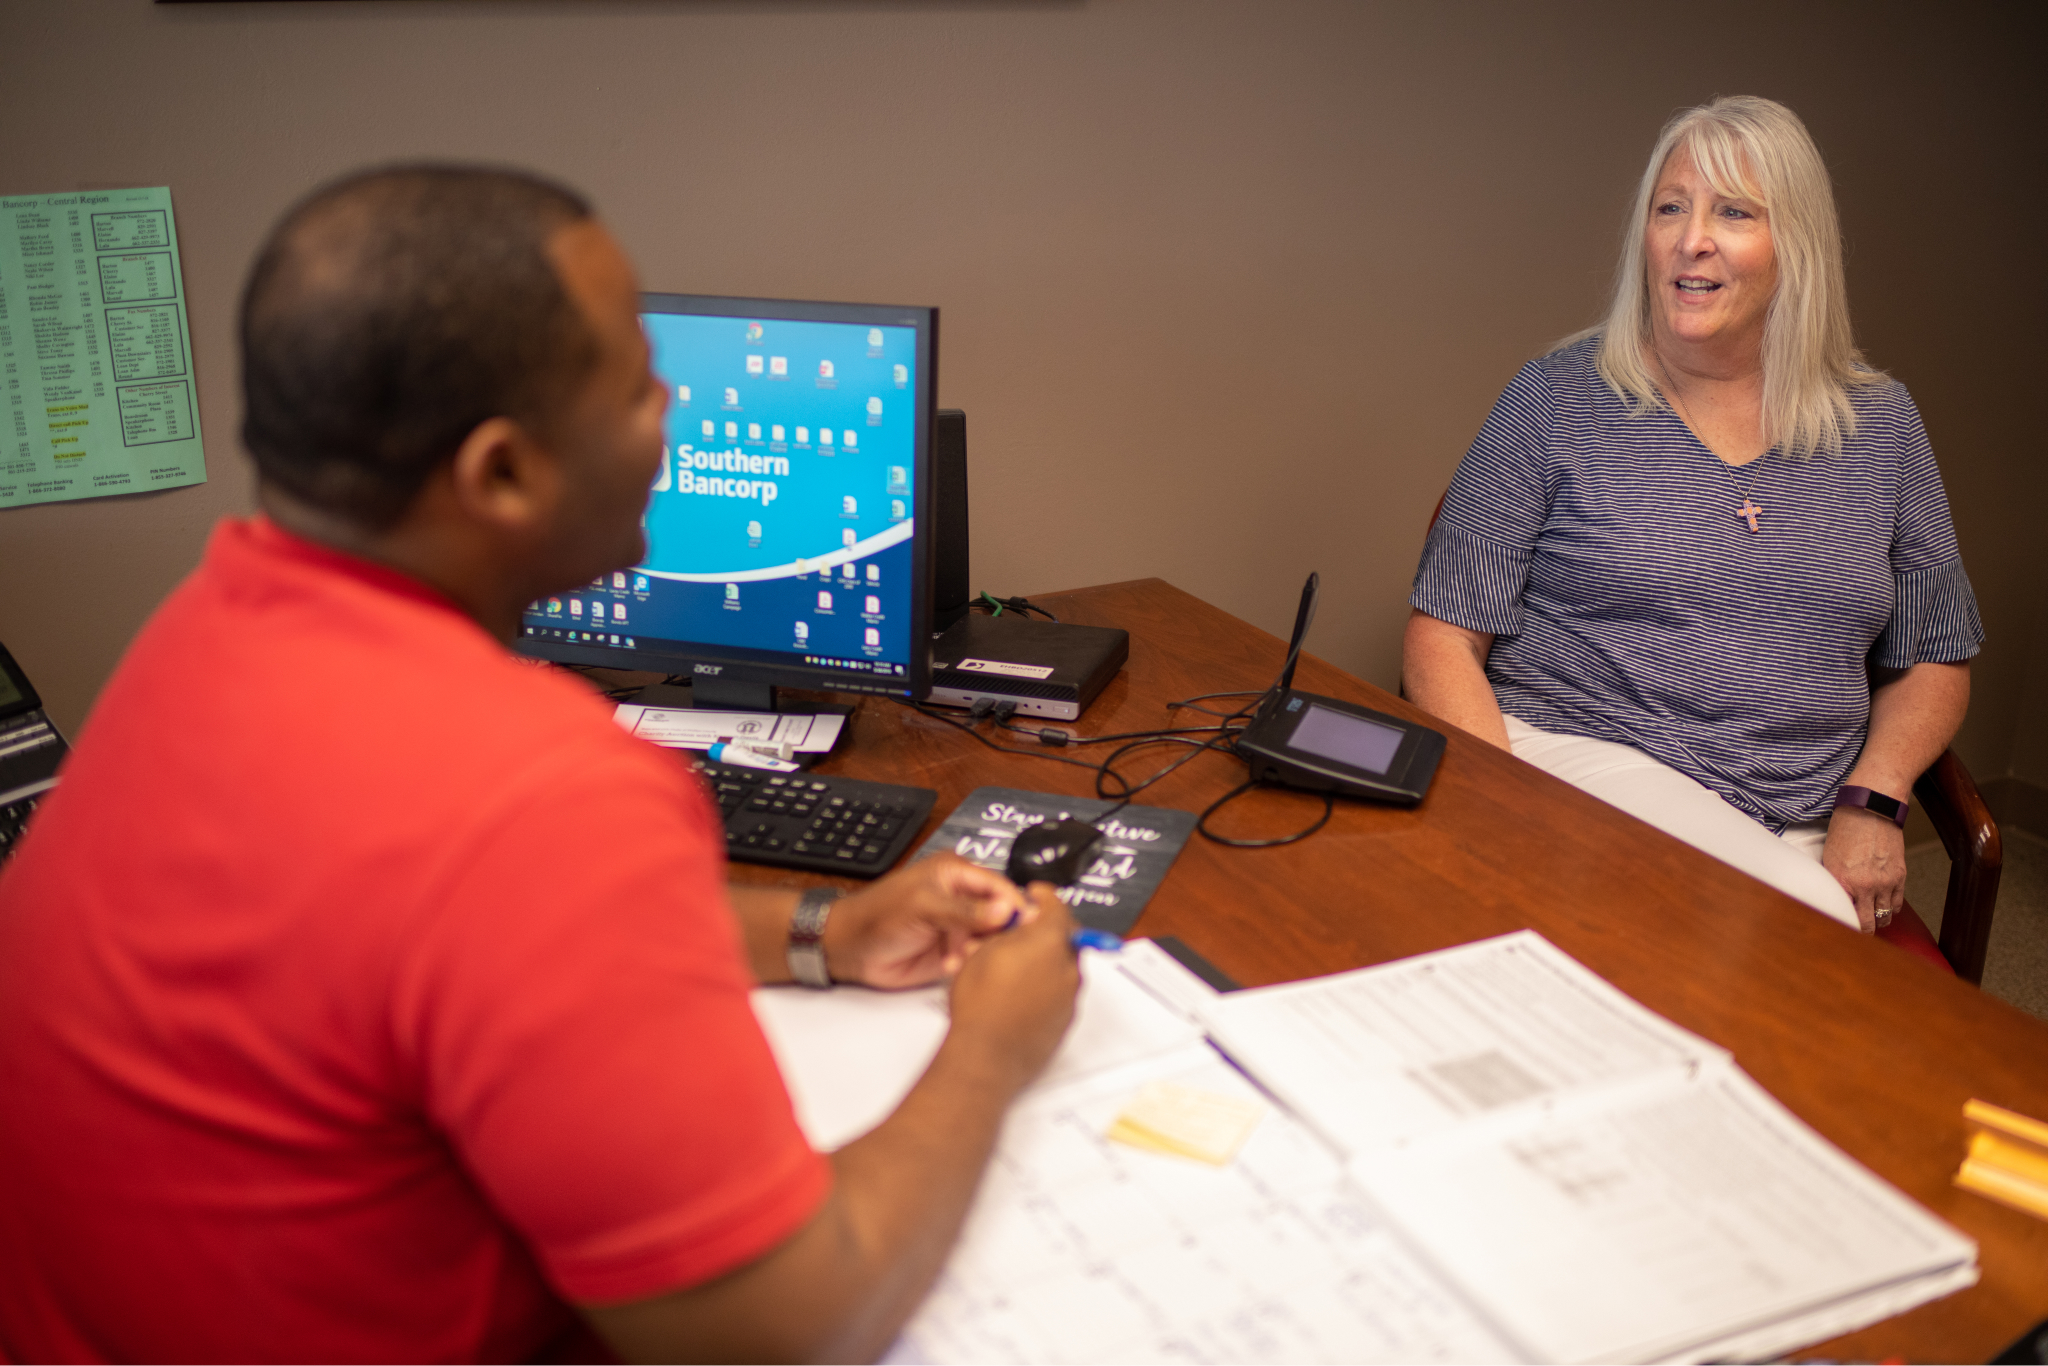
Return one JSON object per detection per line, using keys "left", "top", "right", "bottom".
{"left": 753, "top": 931, "right": 1977, "bottom": 1365}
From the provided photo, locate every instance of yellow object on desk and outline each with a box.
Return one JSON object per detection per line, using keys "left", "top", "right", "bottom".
{"left": 1106, "top": 1080, "right": 1265, "bottom": 1166}
{"left": 1954, "top": 1099, "right": 2048, "bottom": 1221}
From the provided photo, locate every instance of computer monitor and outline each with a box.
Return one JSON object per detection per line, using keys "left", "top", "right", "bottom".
{"left": 516, "top": 293, "right": 937, "bottom": 712}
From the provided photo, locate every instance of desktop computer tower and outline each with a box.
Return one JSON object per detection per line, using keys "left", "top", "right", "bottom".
{"left": 933, "top": 409, "right": 971, "bottom": 631}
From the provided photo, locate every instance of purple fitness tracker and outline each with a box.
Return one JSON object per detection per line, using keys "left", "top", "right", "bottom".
{"left": 1835, "top": 784, "right": 1909, "bottom": 829}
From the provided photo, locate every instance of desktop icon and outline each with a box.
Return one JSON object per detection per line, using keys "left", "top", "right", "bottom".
{"left": 867, "top": 328, "right": 884, "bottom": 348}
{"left": 633, "top": 575, "right": 648, "bottom": 592}
{"left": 841, "top": 563, "right": 856, "bottom": 582}
{"left": 769, "top": 356, "right": 788, "bottom": 377}
{"left": 725, "top": 421, "right": 739, "bottom": 440}
{"left": 748, "top": 423, "right": 762, "bottom": 441}
{"left": 569, "top": 600, "right": 584, "bottom": 616}
{"left": 888, "top": 465, "right": 907, "bottom": 490}
{"left": 795, "top": 426, "right": 810, "bottom": 445}
{"left": 818, "top": 359, "right": 835, "bottom": 380}
{"left": 843, "top": 430, "right": 858, "bottom": 449}
{"left": 746, "top": 322, "right": 764, "bottom": 342}
{"left": 678, "top": 385, "right": 691, "bottom": 405}
{"left": 817, "top": 590, "right": 832, "bottom": 611}
{"left": 612, "top": 603, "right": 626, "bottom": 622}
{"left": 745, "top": 355, "right": 764, "bottom": 375}
{"left": 891, "top": 499, "right": 905, "bottom": 520}
{"left": 842, "top": 495, "right": 858, "bottom": 517}
{"left": 794, "top": 621, "right": 809, "bottom": 641}
{"left": 771, "top": 425, "right": 785, "bottom": 442}
{"left": 701, "top": 419, "right": 714, "bottom": 437}
{"left": 725, "top": 582, "right": 739, "bottom": 600}
{"left": 866, "top": 396, "right": 883, "bottom": 418}
{"left": 612, "top": 572, "right": 626, "bottom": 589}
{"left": 842, "top": 528, "right": 857, "bottom": 548}
{"left": 866, "top": 564, "right": 880, "bottom": 584}
{"left": 546, "top": 598, "right": 562, "bottom": 614}
{"left": 865, "top": 595, "right": 880, "bottom": 615}
{"left": 746, "top": 520, "right": 763, "bottom": 540}
{"left": 864, "top": 627, "right": 881, "bottom": 648}
{"left": 723, "top": 387, "right": 739, "bottom": 407}
{"left": 819, "top": 428, "right": 834, "bottom": 447}
{"left": 893, "top": 363, "right": 908, "bottom": 386}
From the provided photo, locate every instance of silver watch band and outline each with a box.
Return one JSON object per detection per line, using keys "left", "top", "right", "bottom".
{"left": 787, "top": 887, "right": 841, "bottom": 990}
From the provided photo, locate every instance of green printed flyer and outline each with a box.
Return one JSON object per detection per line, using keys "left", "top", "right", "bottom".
{"left": 0, "top": 187, "right": 206, "bottom": 509}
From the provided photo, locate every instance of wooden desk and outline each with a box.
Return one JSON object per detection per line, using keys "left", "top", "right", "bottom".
{"left": 731, "top": 578, "right": 2048, "bottom": 1363}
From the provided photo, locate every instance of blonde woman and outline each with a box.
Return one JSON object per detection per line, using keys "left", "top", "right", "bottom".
{"left": 1404, "top": 95, "right": 1980, "bottom": 935}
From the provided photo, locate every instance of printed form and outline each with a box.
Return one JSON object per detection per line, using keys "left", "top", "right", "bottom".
{"left": 1207, "top": 932, "right": 1977, "bottom": 1364}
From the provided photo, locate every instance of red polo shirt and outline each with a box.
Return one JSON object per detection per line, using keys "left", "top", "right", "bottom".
{"left": 0, "top": 517, "right": 828, "bottom": 1363}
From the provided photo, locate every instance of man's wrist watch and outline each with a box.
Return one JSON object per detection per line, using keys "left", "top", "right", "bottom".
{"left": 1834, "top": 784, "right": 1910, "bottom": 829}
{"left": 786, "top": 887, "right": 842, "bottom": 990}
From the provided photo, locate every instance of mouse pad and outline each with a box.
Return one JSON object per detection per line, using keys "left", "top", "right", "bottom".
{"left": 911, "top": 787, "right": 1197, "bottom": 935}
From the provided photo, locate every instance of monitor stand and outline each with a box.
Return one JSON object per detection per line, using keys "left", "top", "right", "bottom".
{"left": 633, "top": 677, "right": 777, "bottom": 713}
{"left": 630, "top": 678, "right": 854, "bottom": 722}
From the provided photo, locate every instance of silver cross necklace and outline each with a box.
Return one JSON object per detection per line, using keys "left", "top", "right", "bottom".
{"left": 1658, "top": 359, "right": 1765, "bottom": 535}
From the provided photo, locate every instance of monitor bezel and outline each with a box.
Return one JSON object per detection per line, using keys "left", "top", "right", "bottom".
{"left": 515, "top": 292, "right": 938, "bottom": 707}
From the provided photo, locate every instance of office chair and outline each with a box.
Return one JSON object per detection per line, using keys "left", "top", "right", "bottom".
{"left": 1416, "top": 495, "right": 2002, "bottom": 983}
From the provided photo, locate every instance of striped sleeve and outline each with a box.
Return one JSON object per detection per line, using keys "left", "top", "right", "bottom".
{"left": 1409, "top": 360, "right": 1557, "bottom": 636}
{"left": 1872, "top": 388, "right": 1984, "bottom": 667}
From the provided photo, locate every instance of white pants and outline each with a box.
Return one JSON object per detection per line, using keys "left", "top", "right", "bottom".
{"left": 1504, "top": 716, "right": 1859, "bottom": 929}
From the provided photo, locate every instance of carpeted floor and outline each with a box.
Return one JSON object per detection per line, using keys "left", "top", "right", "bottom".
{"left": 1908, "top": 826, "right": 2048, "bottom": 1022}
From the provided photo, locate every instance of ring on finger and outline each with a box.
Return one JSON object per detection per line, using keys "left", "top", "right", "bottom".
{"left": 1874, "top": 906, "right": 1895, "bottom": 929}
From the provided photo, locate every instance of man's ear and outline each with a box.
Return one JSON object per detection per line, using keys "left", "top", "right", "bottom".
{"left": 445, "top": 416, "right": 558, "bottom": 536}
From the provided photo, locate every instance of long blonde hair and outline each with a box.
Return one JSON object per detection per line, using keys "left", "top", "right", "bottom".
{"left": 1572, "top": 95, "right": 1884, "bottom": 457}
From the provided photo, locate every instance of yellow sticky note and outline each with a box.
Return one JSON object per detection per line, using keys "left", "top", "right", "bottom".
{"left": 1106, "top": 1081, "right": 1264, "bottom": 1166}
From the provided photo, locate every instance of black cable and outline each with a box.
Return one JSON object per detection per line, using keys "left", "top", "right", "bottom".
{"left": 1196, "top": 779, "right": 1336, "bottom": 848}
{"left": 994, "top": 716, "right": 1241, "bottom": 748}
{"left": 973, "top": 591, "right": 1060, "bottom": 623}
{"left": 899, "top": 699, "right": 1119, "bottom": 782}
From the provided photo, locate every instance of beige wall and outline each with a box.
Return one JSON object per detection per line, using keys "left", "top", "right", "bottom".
{"left": 5, "top": 0, "right": 2043, "bottom": 786}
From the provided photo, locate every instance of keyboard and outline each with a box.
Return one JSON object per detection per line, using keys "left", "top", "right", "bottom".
{"left": 693, "top": 757, "right": 938, "bottom": 878}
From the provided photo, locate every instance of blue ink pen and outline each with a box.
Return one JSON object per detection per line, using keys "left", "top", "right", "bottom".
{"left": 991, "top": 911, "right": 1123, "bottom": 954}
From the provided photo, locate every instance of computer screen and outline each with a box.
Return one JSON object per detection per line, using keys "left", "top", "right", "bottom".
{"left": 516, "top": 294, "right": 936, "bottom": 710}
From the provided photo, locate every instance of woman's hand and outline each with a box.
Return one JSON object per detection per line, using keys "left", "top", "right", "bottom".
{"left": 1821, "top": 806, "right": 1907, "bottom": 934}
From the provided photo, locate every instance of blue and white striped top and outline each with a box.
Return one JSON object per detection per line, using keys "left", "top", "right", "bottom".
{"left": 1411, "top": 337, "right": 1983, "bottom": 830}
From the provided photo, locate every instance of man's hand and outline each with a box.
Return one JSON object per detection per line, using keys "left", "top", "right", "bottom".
{"left": 941, "top": 884, "right": 1080, "bottom": 1092}
{"left": 1822, "top": 805, "right": 1908, "bottom": 935}
{"left": 824, "top": 853, "right": 1029, "bottom": 990}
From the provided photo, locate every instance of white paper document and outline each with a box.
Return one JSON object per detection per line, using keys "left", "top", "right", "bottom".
{"left": 754, "top": 931, "right": 1977, "bottom": 1364}
{"left": 613, "top": 703, "right": 845, "bottom": 753}
{"left": 1206, "top": 930, "right": 1728, "bottom": 1154}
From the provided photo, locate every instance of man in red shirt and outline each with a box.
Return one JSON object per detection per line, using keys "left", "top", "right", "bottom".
{"left": 0, "top": 167, "right": 1079, "bottom": 1363}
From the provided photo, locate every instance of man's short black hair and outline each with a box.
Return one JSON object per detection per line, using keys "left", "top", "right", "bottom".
{"left": 241, "top": 165, "right": 600, "bottom": 531}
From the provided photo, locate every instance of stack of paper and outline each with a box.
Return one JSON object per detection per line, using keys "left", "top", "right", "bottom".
{"left": 753, "top": 932, "right": 1978, "bottom": 1364}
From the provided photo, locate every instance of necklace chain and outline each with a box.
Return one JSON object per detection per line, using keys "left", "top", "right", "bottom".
{"left": 1656, "top": 355, "right": 1766, "bottom": 535}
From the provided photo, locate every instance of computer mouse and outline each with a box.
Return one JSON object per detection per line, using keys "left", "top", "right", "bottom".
{"left": 1005, "top": 817, "right": 1104, "bottom": 888}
